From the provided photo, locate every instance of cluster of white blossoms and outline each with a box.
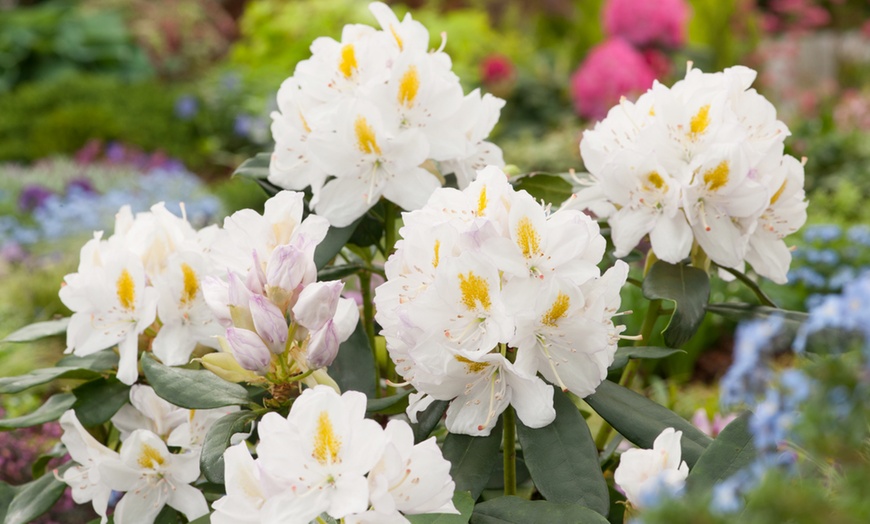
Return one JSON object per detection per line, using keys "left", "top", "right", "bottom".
{"left": 268, "top": 2, "right": 505, "bottom": 227}
{"left": 201, "top": 191, "right": 358, "bottom": 387}
{"left": 59, "top": 386, "right": 237, "bottom": 523}
{"left": 211, "top": 386, "right": 457, "bottom": 524}
{"left": 613, "top": 427, "right": 689, "bottom": 508}
{"left": 569, "top": 65, "right": 808, "bottom": 283}
{"left": 374, "top": 166, "right": 628, "bottom": 436}
{"left": 59, "top": 203, "right": 224, "bottom": 385}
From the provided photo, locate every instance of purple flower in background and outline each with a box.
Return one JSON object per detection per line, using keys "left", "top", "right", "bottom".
{"left": 105, "top": 141, "right": 127, "bottom": 163}
{"left": 18, "top": 185, "right": 54, "bottom": 212}
{"left": 233, "top": 114, "right": 253, "bottom": 137}
{"left": 66, "top": 177, "right": 96, "bottom": 195}
{"left": 174, "top": 95, "right": 199, "bottom": 119}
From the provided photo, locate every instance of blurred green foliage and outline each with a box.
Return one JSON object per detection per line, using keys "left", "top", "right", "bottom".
{"left": 0, "top": 0, "right": 153, "bottom": 93}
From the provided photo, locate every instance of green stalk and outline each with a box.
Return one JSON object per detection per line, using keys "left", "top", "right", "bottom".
{"left": 383, "top": 200, "right": 399, "bottom": 259}
{"left": 359, "top": 271, "right": 380, "bottom": 396}
{"left": 503, "top": 405, "right": 517, "bottom": 497}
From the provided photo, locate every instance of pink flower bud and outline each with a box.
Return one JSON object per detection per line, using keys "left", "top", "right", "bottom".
{"left": 249, "top": 295, "right": 288, "bottom": 354}
{"left": 226, "top": 328, "right": 272, "bottom": 374}
{"left": 307, "top": 321, "right": 340, "bottom": 368}
{"left": 266, "top": 244, "right": 314, "bottom": 294}
{"left": 293, "top": 281, "right": 343, "bottom": 331}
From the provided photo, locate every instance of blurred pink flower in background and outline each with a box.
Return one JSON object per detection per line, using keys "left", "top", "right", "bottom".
{"left": 692, "top": 408, "right": 739, "bottom": 438}
{"left": 570, "top": 39, "right": 656, "bottom": 121}
{"left": 602, "top": 0, "right": 690, "bottom": 48}
{"left": 480, "top": 54, "right": 516, "bottom": 98}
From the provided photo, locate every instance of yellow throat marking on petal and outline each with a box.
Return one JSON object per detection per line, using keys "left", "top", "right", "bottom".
{"left": 541, "top": 292, "right": 570, "bottom": 327}
{"left": 338, "top": 44, "right": 358, "bottom": 78}
{"left": 299, "top": 111, "right": 312, "bottom": 133}
{"left": 354, "top": 116, "right": 382, "bottom": 156}
{"left": 703, "top": 161, "right": 730, "bottom": 192}
{"left": 397, "top": 65, "right": 420, "bottom": 108}
{"left": 476, "top": 186, "right": 487, "bottom": 217}
{"left": 455, "top": 355, "right": 490, "bottom": 373}
{"left": 770, "top": 180, "right": 787, "bottom": 205}
{"left": 645, "top": 171, "right": 667, "bottom": 191}
{"left": 180, "top": 263, "right": 199, "bottom": 305}
{"left": 458, "top": 271, "right": 491, "bottom": 311}
{"left": 137, "top": 443, "right": 165, "bottom": 469}
{"left": 116, "top": 269, "right": 136, "bottom": 311}
{"left": 690, "top": 104, "right": 711, "bottom": 136}
{"left": 312, "top": 411, "right": 341, "bottom": 465}
{"left": 432, "top": 239, "right": 441, "bottom": 268}
{"left": 390, "top": 25, "right": 404, "bottom": 51}
{"left": 516, "top": 217, "right": 541, "bottom": 259}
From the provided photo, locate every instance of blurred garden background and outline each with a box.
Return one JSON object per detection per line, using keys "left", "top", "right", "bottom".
{"left": 2, "top": 0, "right": 870, "bottom": 522}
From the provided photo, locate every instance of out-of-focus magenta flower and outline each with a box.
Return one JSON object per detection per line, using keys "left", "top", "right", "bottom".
{"left": 570, "top": 39, "right": 656, "bottom": 121}
{"left": 602, "top": 0, "right": 690, "bottom": 48}
{"left": 641, "top": 48, "right": 672, "bottom": 80}
{"left": 480, "top": 54, "right": 515, "bottom": 86}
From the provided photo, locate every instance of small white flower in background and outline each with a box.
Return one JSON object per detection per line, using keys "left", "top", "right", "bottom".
{"left": 268, "top": 1, "right": 505, "bottom": 227}
{"left": 99, "top": 429, "right": 208, "bottom": 524}
{"left": 59, "top": 411, "right": 119, "bottom": 524}
{"left": 613, "top": 427, "right": 689, "bottom": 508}
{"left": 374, "top": 166, "right": 628, "bottom": 436}
{"left": 211, "top": 386, "right": 458, "bottom": 524}
{"left": 569, "top": 65, "right": 807, "bottom": 282}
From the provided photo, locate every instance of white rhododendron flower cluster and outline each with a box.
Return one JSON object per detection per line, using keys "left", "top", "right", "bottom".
{"left": 569, "top": 65, "right": 807, "bottom": 283}
{"left": 202, "top": 191, "right": 359, "bottom": 386}
{"left": 211, "top": 386, "right": 457, "bottom": 524}
{"left": 59, "top": 386, "right": 236, "bottom": 523}
{"left": 374, "top": 166, "right": 628, "bottom": 436}
{"left": 268, "top": 2, "right": 505, "bottom": 227}
{"left": 613, "top": 427, "right": 689, "bottom": 508}
{"left": 59, "top": 203, "right": 224, "bottom": 385}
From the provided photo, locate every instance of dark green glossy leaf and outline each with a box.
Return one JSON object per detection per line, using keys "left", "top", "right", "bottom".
{"left": 313, "top": 218, "right": 364, "bottom": 269}
{"left": 516, "top": 389, "right": 608, "bottom": 515}
{"left": 31, "top": 442, "right": 65, "bottom": 479}
{"left": 4, "top": 463, "right": 68, "bottom": 524}
{"left": 0, "top": 394, "right": 75, "bottom": 430}
{"left": 366, "top": 388, "right": 411, "bottom": 414}
{"left": 705, "top": 303, "right": 807, "bottom": 323}
{"left": 407, "top": 491, "right": 474, "bottom": 524}
{"left": 0, "top": 482, "right": 15, "bottom": 522}
{"left": 585, "top": 380, "right": 711, "bottom": 467}
{"left": 2, "top": 317, "right": 69, "bottom": 343}
{"left": 642, "top": 261, "right": 711, "bottom": 348}
{"left": 188, "top": 513, "right": 212, "bottom": 524}
{"left": 0, "top": 367, "right": 103, "bottom": 394}
{"left": 348, "top": 202, "right": 385, "bottom": 248}
{"left": 153, "top": 505, "right": 180, "bottom": 524}
{"left": 442, "top": 418, "right": 503, "bottom": 500}
{"left": 317, "top": 263, "right": 365, "bottom": 281}
{"left": 511, "top": 173, "right": 574, "bottom": 206}
{"left": 141, "top": 354, "right": 250, "bottom": 409}
{"left": 72, "top": 377, "right": 130, "bottom": 426}
{"left": 412, "top": 399, "right": 448, "bottom": 443}
{"left": 469, "top": 497, "right": 610, "bottom": 524}
{"left": 609, "top": 346, "right": 687, "bottom": 371}
{"left": 56, "top": 350, "right": 119, "bottom": 371}
{"left": 687, "top": 411, "right": 756, "bottom": 493}
{"left": 328, "top": 321, "right": 376, "bottom": 398}
{"left": 200, "top": 410, "right": 258, "bottom": 484}
{"left": 486, "top": 455, "right": 531, "bottom": 490}
{"left": 231, "top": 152, "right": 270, "bottom": 180}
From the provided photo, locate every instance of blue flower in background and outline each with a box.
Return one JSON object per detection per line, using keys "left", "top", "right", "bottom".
{"left": 720, "top": 316, "right": 785, "bottom": 409}
{"left": 803, "top": 224, "right": 841, "bottom": 243}
{"left": 847, "top": 225, "right": 870, "bottom": 246}
{"left": 174, "top": 95, "right": 199, "bottom": 120}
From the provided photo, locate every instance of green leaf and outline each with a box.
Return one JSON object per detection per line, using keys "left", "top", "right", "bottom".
{"left": 4, "top": 463, "right": 68, "bottom": 524}
{"left": 328, "top": 321, "right": 376, "bottom": 398}
{"left": 642, "top": 261, "right": 711, "bottom": 348}
{"left": 313, "top": 217, "right": 365, "bottom": 269}
{"left": 366, "top": 388, "right": 411, "bottom": 414}
{"left": 511, "top": 173, "right": 574, "bottom": 206}
{"left": 412, "top": 400, "right": 448, "bottom": 444}
{"left": 56, "top": 350, "right": 119, "bottom": 371}
{"left": 687, "top": 411, "right": 757, "bottom": 493}
{"left": 0, "top": 482, "right": 15, "bottom": 522}
{"left": 608, "top": 346, "right": 687, "bottom": 371}
{"left": 407, "top": 491, "right": 474, "bottom": 524}
{"left": 0, "top": 367, "right": 103, "bottom": 394}
{"left": 516, "top": 389, "right": 608, "bottom": 515}
{"left": 348, "top": 202, "right": 386, "bottom": 248}
{"left": 317, "top": 263, "right": 365, "bottom": 281}
{"left": 153, "top": 505, "right": 180, "bottom": 524}
{"left": 141, "top": 354, "right": 250, "bottom": 409}
{"left": 469, "top": 497, "right": 610, "bottom": 524}
{"left": 31, "top": 442, "right": 65, "bottom": 479}
{"left": 72, "top": 377, "right": 130, "bottom": 426}
{"left": 442, "top": 418, "right": 503, "bottom": 500}
{"left": 231, "top": 152, "right": 270, "bottom": 180}
{"left": 188, "top": 513, "right": 212, "bottom": 524}
{"left": 0, "top": 394, "right": 75, "bottom": 430}
{"left": 200, "top": 410, "right": 258, "bottom": 484}
{"left": 2, "top": 318, "right": 69, "bottom": 343}
{"left": 705, "top": 303, "right": 808, "bottom": 323}
{"left": 584, "top": 380, "right": 711, "bottom": 467}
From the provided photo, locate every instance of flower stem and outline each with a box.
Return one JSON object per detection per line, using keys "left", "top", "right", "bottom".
{"left": 383, "top": 200, "right": 399, "bottom": 259}
{"left": 503, "top": 405, "right": 517, "bottom": 497}
{"left": 359, "top": 270, "right": 380, "bottom": 396}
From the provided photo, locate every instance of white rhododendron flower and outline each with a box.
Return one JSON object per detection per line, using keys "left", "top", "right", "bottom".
{"left": 375, "top": 166, "right": 628, "bottom": 436}
{"left": 268, "top": 1, "right": 505, "bottom": 226}
{"left": 211, "top": 386, "right": 457, "bottom": 524}
{"left": 613, "top": 427, "right": 690, "bottom": 507}
{"left": 59, "top": 411, "right": 119, "bottom": 523}
{"left": 569, "top": 65, "right": 807, "bottom": 283}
